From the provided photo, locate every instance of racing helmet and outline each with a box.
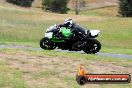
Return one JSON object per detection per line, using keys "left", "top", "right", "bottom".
{"left": 64, "top": 18, "right": 73, "bottom": 28}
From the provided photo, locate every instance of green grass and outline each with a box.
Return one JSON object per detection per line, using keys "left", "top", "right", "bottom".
{"left": 0, "top": 4, "right": 132, "bottom": 88}
{"left": 0, "top": 74, "right": 28, "bottom": 88}
{"left": 0, "top": 5, "right": 132, "bottom": 55}
{"left": 80, "top": 17, "right": 132, "bottom": 54}
{"left": 30, "top": 69, "right": 59, "bottom": 79}
{"left": 80, "top": 6, "right": 119, "bottom": 16}
{"left": 0, "top": 59, "right": 28, "bottom": 88}
{"left": 62, "top": 76, "right": 80, "bottom": 88}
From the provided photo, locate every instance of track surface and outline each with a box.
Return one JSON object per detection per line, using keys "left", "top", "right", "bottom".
{"left": 0, "top": 45, "right": 132, "bottom": 59}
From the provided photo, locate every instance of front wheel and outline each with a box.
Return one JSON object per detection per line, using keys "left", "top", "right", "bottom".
{"left": 83, "top": 39, "right": 101, "bottom": 54}
{"left": 40, "top": 37, "right": 56, "bottom": 50}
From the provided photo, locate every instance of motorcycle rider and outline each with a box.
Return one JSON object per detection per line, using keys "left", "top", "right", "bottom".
{"left": 56, "top": 18, "right": 90, "bottom": 50}
{"left": 58, "top": 18, "right": 89, "bottom": 40}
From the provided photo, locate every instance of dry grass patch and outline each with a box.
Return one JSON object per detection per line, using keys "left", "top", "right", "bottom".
{"left": 0, "top": 49, "right": 132, "bottom": 88}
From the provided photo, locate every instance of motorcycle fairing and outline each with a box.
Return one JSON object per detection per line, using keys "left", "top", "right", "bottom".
{"left": 45, "top": 32, "right": 53, "bottom": 38}
{"left": 60, "top": 27, "right": 72, "bottom": 38}
{"left": 89, "top": 30, "right": 100, "bottom": 37}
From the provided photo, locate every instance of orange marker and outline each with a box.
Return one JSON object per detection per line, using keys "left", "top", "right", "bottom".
{"left": 78, "top": 64, "right": 86, "bottom": 76}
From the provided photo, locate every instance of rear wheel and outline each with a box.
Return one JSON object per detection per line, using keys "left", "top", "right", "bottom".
{"left": 83, "top": 39, "right": 101, "bottom": 54}
{"left": 40, "top": 38, "right": 56, "bottom": 50}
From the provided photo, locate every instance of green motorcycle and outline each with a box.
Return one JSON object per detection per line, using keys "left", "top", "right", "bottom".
{"left": 40, "top": 24, "right": 101, "bottom": 54}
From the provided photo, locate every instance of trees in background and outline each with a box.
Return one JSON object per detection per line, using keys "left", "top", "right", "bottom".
{"left": 70, "top": 0, "right": 86, "bottom": 15}
{"left": 6, "top": 0, "right": 86, "bottom": 15}
{"left": 119, "top": 0, "right": 132, "bottom": 17}
{"left": 42, "top": 0, "right": 69, "bottom": 14}
{"left": 6, "top": 0, "right": 34, "bottom": 7}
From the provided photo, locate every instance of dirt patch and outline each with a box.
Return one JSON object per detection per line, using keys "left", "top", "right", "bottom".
{"left": 0, "top": 51, "right": 132, "bottom": 88}
{"left": 89, "top": 61, "right": 132, "bottom": 74}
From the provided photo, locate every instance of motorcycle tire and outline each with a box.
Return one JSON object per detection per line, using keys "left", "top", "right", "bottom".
{"left": 40, "top": 37, "right": 56, "bottom": 50}
{"left": 83, "top": 39, "right": 101, "bottom": 54}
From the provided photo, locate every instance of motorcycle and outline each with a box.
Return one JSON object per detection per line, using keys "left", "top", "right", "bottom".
{"left": 40, "top": 24, "right": 101, "bottom": 54}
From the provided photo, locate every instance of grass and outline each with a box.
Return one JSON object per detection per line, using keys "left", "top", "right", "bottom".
{"left": 80, "top": 6, "right": 119, "bottom": 16}
{"left": 80, "top": 17, "right": 132, "bottom": 54}
{"left": 0, "top": 5, "right": 132, "bottom": 54}
{"left": 0, "top": 2, "right": 131, "bottom": 88}
{"left": 30, "top": 69, "right": 59, "bottom": 79}
{"left": 0, "top": 59, "right": 28, "bottom": 88}
{"left": 0, "top": 74, "right": 28, "bottom": 88}
{"left": 1, "top": 48, "right": 132, "bottom": 63}
{"left": 0, "top": 48, "right": 132, "bottom": 88}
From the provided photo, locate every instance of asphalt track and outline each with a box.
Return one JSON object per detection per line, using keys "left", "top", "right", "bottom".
{"left": 0, "top": 45, "right": 132, "bottom": 59}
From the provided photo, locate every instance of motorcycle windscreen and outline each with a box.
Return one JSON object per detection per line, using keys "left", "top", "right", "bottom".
{"left": 60, "top": 27, "right": 72, "bottom": 37}
{"left": 45, "top": 32, "right": 53, "bottom": 38}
